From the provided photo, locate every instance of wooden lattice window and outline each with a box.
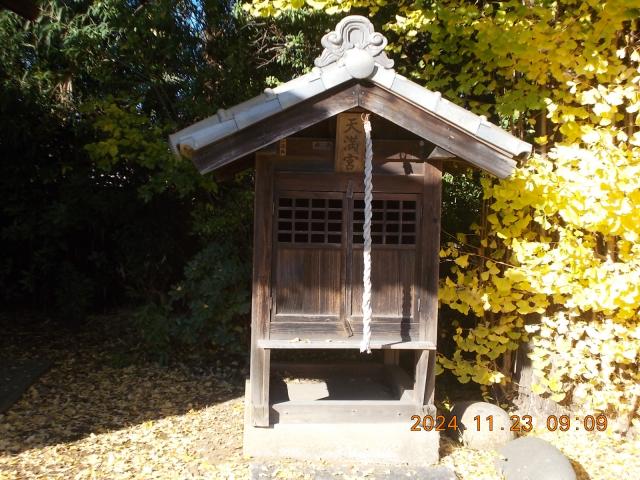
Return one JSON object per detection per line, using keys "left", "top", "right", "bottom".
{"left": 277, "top": 197, "right": 343, "bottom": 244}
{"left": 353, "top": 199, "right": 417, "bottom": 245}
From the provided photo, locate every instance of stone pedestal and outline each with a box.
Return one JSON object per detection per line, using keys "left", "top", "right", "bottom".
{"left": 243, "top": 381, "right": 440, "bottom": 466}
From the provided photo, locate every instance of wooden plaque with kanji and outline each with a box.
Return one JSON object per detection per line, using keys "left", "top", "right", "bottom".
{"left": 335, "top": 113, "right": 365, "bottom": 172}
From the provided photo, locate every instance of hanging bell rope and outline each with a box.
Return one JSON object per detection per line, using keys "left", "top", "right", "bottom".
{"left": 360, "top": 113, "right": 374, "bottom": 354}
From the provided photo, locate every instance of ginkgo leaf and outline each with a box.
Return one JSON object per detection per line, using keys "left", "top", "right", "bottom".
{"left": 455, "top": 255, "right": 470, "bottom": 268}
{"left": 531, "top": 383, "right": 546, "bottom": 395}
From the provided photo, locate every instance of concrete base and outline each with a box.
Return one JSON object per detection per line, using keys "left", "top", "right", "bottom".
{"left": 243, "top": 381, "right": 440, "bottom": 466}
{"left": 250, "top": 462, "right": 456, "bottom": 479}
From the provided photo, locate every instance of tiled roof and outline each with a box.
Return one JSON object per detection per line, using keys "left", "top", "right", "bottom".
{"left": 169, "top": 16, "right": 531, "bottom": 174}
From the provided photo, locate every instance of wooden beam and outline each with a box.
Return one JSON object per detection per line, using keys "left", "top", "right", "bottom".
{"left": 412, "top": 160, "right": 441, "bottom": 414}
{"left": 357, "top": 84, "right": 516, "bottom": 178}
{"left": 421, "top": 161, "right": 442, "bottom": 343}
{"left": 274, "top": 172, "right": 424, "bottom": 194}
{"left": 413, "top": 350, "right": 427, "bottom": 406}
{"left": 413, "top": 350, "right": 437, "bottom": 415}
{"left": 193, "top": 84, "right": 360, "bottom": 174}
{"left": 260, "top": 137, "right": 428, "bottom": 163}
{"left": 258, "top": 339, "right": 435, "bottom": 350}
{"left": 271, "top": 399, "right": 420, "bottom": 424}
{"left": 249, "top": 158, "right": 273, "bottom": 427}
{"left": 425, "top": 350, "right": 436, "bottom": 407}
{"left": 383, "top": 350, "right": 400, "bottom": 366}
{"left": 268, "top": 320, "right": 421, "bottom": 342}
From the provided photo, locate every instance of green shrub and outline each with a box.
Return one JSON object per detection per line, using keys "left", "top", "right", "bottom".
{"left": 134, "top": 239, "right": 252, "bottom": 360}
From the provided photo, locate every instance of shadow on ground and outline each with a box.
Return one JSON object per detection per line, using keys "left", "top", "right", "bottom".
{"left": 0, "top": 313, "right": 245, "bottom": 455}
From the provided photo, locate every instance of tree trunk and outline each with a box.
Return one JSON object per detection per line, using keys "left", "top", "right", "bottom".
{"left": 512, "top": 334, "right": 569, "bottom": 420}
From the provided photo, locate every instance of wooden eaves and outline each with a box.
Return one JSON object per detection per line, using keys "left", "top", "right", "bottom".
{"left": 169, "top": 15, "right": 532, "bottom": 179}
{"left": 192, "top": 81, "right": 528, "bottom": 179}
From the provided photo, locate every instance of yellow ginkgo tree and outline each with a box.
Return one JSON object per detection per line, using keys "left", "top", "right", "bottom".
{"left": 246, "top": 0, "right": 640, "bottom": 431}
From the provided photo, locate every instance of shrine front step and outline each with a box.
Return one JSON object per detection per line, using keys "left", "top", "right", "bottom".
{"left": 243, "top": 381, "right": 439, "bottom": 466}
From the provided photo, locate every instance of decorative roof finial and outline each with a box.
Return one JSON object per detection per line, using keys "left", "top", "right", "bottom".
{"left": 314, "top": 15, "right": 394, "bottom": 77}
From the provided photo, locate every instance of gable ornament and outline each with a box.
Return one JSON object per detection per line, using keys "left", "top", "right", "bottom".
{"left": 314, "top": 15, "right": 394, "bottom": 79}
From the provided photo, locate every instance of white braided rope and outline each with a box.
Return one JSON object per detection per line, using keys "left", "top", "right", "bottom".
{"left": 360, "top": 115, "right": 373, "bottom": 354}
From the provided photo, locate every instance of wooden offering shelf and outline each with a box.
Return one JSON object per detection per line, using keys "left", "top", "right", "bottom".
{"left": 258, "top": 339, "right": 436, "bottom": 350}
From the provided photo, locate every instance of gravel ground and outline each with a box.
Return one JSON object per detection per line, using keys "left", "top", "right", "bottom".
{"left": 1, "top": 317, "right": 638, "bottom": 479}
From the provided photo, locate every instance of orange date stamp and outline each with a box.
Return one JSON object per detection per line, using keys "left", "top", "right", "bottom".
{"left": 410, "top": 414, "right": 609, "bottom": 432}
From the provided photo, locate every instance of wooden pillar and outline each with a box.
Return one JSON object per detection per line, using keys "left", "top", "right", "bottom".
{"left": 249, "top": 156, "right": 273, "bottom": 426}
{"left": 413, "top": 160, "right": 442, "bottom": 413}
{"left": 414, "top": 350, "right": 436, "bottom": 414}
{"left": 383, "top": 350, "right": 400, "bottom": 365}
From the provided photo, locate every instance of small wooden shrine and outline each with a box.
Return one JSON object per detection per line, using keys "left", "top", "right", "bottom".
{"left": 170, "top": 15, "right": 531, "bottom": 462}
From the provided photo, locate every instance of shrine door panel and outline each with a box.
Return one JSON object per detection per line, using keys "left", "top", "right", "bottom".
{"left": 271, "top": 194, "right": 345, "bottom": 336}
{"left": 269, "top": 187, "right": 421, "bottom": 342}
{"left": 348, "top": 195, "right": 421, "bottom": 341}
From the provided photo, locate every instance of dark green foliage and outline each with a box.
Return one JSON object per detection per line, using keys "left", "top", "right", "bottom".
{"left": 54, "top": 262, "right": 96, "bottom": 323}
{"left": 0, "top": 1, "right": 322, "bottom": 358}
{"left": 439, "top": 169, "right": 485, "bottom": 359}
{"left": 441, "top": 170, "right": 483, "bottom": 237}
{"left": 131, "top": 237, "right": 253, "bottom": 363}
{"left": 171, "top": 240, "right": 252, "bottom": 350}
{"left": 0, "top": 0, "right": 483, "bottom": 362}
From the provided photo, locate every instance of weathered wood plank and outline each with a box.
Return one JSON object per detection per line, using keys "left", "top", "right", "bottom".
{"left": 269, "top": 319, "right": 420, "bottom": 341}
{"left": 383, "top": 350, "right": 400, "bottom": 366}
{"left": 272, "top": 314, "right": 341, "bottom": 323}
{"left": 413, "top": 350, "right": 429, "bottom": 407}
{"left": 344, "top": 320, "right": 418, "bottom": 341}
{"left": 262, "top": 137, "right": 427, "bottom": 163}
{"left": 193, "top": 85, "right": 360, "bottom": 174}
{"left": 258, "top": 339, "right": 435, "bottom": 350}
{"left": 425, "top": 350, "right": 436, "bottom": 406}
{"left": 347, "top": 316, "right": 419, "bottom": 324}
{"left": 269, "top": 321, "right": 343, "bottom": 339}
{"left": 269, "top": 155, "right": 426, "bottom": 175}
{"left": 343, "top": 183, "right": 355, "bottom": 338}
{"left": 358, "top": 84, "right": 517, "bottom": 178}
{"left": 249, "top": 158, "right": 273, "bottom": 427}
{"left": 274, "top": 248, "right": 342, "bottom": 315}
{"left": 413, "top": 350, "right": 437, "bottom": 414}
{"left": 421, "top": 161, "right": 442, "bottom": 343}
{"left": 409, "top": 160, "right": 441, "bottom": 414}
{"left": 339, "top": 186, "right": 352, "bottom": 337}
{"left": 274, "top": 172, "right": 424, "bottom": 194}
{"left": 271, "top": 400, "right": 419, "bottom": 424}
{"left": 350, "top": 249, "right": 416, "bottom": 319}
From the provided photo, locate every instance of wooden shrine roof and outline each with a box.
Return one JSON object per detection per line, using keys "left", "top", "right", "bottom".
{"left": 169, "top": 16, "right": 532, "bottom": 179}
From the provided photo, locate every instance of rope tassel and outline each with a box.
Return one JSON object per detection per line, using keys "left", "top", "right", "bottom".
{"left": 360, "top": 114, "right": 373, "bottom": 354}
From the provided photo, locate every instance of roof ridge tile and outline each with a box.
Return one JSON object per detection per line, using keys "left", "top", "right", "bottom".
{"left": 169, "top": 15, "right": 532, "bottom": 173}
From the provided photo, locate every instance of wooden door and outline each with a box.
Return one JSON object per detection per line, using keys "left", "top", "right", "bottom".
{"left": 270, "top": 192, "right": 347, "bottom": 339}
{"left": 269, "top": 183, "right": 421, "bottom": 342}
{"left": 348, "top": 195, "right": 421, "bottom": 341}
